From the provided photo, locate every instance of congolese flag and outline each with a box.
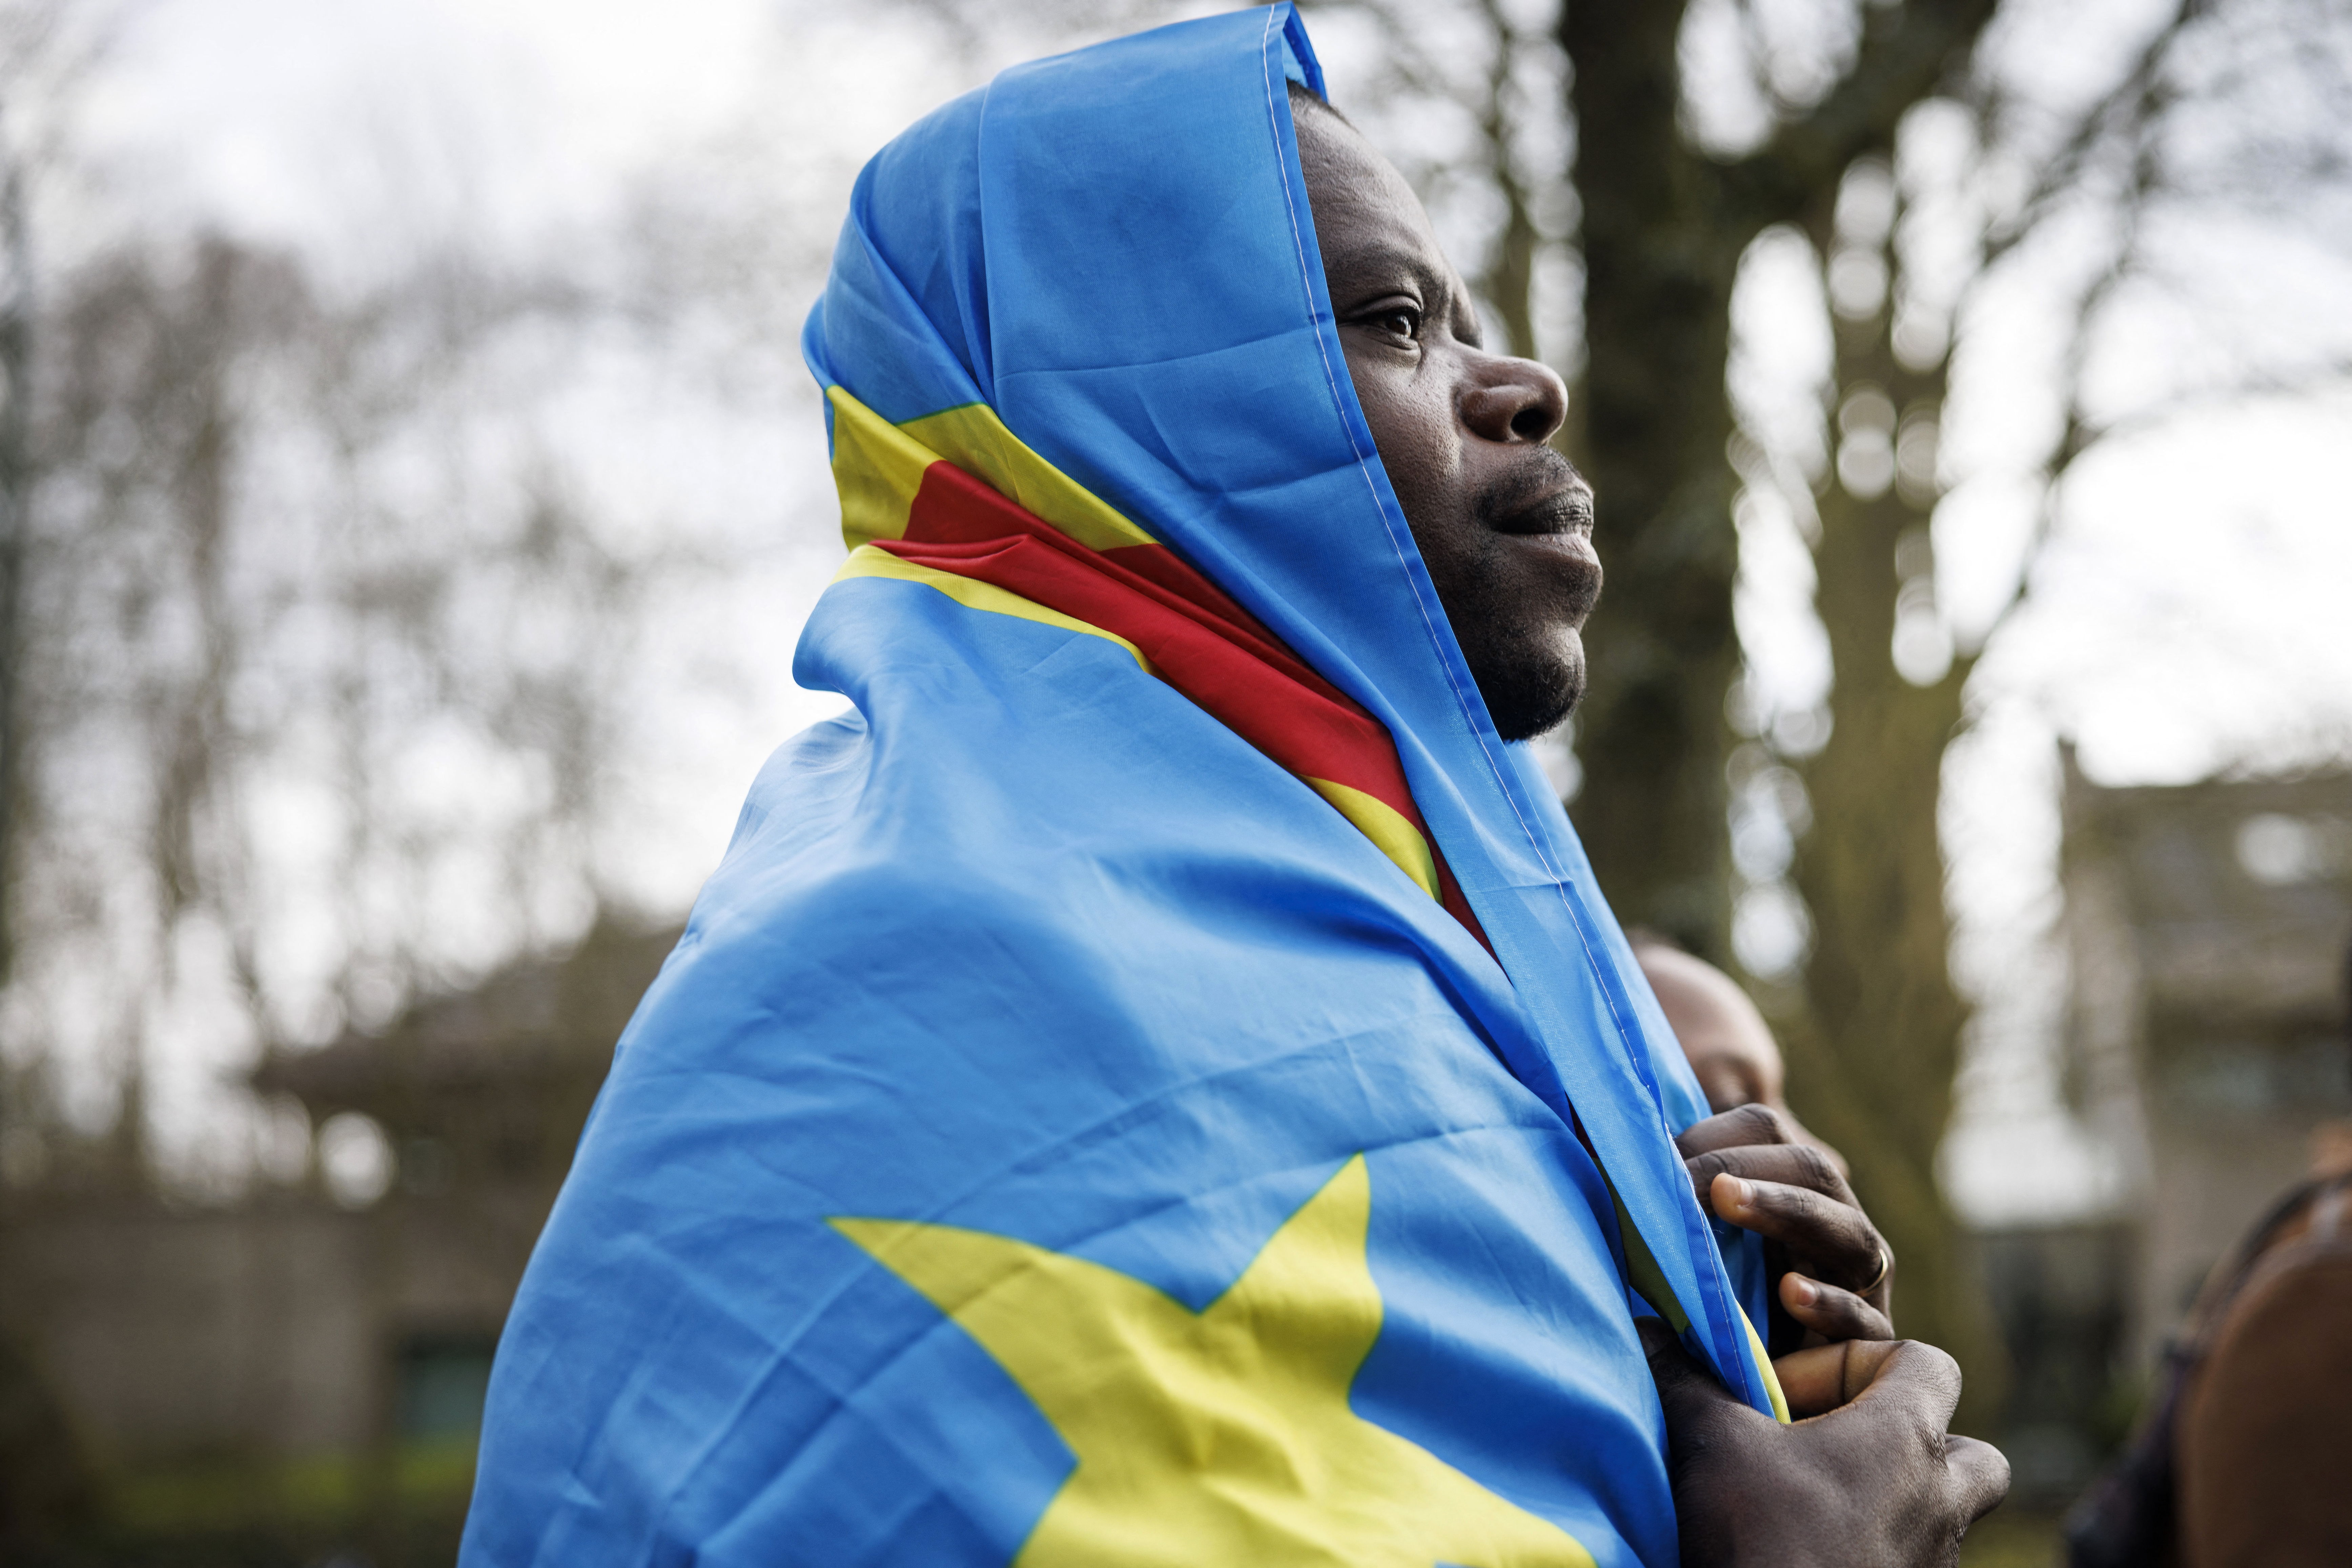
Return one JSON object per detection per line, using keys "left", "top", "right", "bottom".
{"left": 827, "top": 383, "right": 1489, "bottom": 943}
{"left": 464, "top": 8, "right": 1781, "bottom": 1567}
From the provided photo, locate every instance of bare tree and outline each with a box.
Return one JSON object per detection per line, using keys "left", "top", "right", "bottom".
{"left": 1560, "top": 0, "right": 2000, "bottom": 960}
{"left": 0, "top": 0, "right": 117, "bottom": 1536}
{"left": 0, "top": 207, "right": 745, "bottom": 1192}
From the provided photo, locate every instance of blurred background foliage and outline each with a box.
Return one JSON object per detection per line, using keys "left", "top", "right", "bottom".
{"left": 0, "top": 0, "right": 2348, "bottom": 1561}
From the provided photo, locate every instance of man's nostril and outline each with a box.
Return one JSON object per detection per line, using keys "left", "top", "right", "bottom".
{"left": 1510, "top": 405, "right": 1552, "bottom": 441}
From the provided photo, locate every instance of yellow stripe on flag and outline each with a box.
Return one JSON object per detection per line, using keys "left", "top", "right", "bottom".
{"left": 1303, "top": 777, "right": 1441, "bottom": 903}
{"left": 1740, "top": 1306, "right": 1791, "bottom": 1424}
{"left": 899, "top": 403, "right": 1157, "bottom": 552}
{"left": 826, "top": 385, "right": 1158, "bottom": 555}
{"left": 837, "top": 546, "right": 1155, "bottom": 674}
{"left": 827, "top": 388, "right": 935, "bottom": 550}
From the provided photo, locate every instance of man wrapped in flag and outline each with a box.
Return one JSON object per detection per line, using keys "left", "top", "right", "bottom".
{"left": 462, "top": 8, "right": 2006, "bottom": 1564}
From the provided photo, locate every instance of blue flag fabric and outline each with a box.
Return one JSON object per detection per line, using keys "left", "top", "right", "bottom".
{"left": 463, "top": 7, "right": 1776, "bottom": 1565}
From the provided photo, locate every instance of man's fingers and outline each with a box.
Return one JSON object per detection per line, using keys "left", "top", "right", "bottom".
{"left": 1778, "top": 1273, "right": 1894, "bottom": 1343}
{"left": 1945, "top": 1435, "right": 2012, "bottom": 1524}
{"left": 1686, "top": 1140, "right": 1857, "bottom": 1210}
{"left": 1710, "top": 1172, "right": 1886, "bottom": 1291}
{"left": 1772, "top": 1337, "right": 1902, "bottom": 1417}
{"left": 1843, "top": 1339, "right": 1965, "bottom": 1429}
{"left": 1770, "top": 1343, "right": 1848, "bottom": 1417}
{"left": 1673, "top": 1102, "right": 1793, "bottom": 1159}
{"left": 1841, "top": 1345, "right": 2009, "bottom": 1527}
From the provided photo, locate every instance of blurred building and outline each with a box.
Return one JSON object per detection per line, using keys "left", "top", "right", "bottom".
{"left": 1970, "top": 751, "right": 2352, "bottom": 1501}
{"left": 2058, "top": 747, "right": 2352, "bottom": 1365}
{"left": 1, "top": 917, "right": 674, "bottom": 1485}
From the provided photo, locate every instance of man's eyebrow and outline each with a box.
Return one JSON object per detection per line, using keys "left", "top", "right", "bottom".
{"left": 1329, "top": 243, "right": 1445, "bottom": 299}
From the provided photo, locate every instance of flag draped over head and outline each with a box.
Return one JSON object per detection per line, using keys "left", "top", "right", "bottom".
{"left": 464, "top": 8, "right": 1780, "bottom": 1567}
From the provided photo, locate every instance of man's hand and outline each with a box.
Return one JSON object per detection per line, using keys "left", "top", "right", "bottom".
{"left": 1677, "top": 1104, "right": 1894, "bottom": 1350}
{"left": 1639, "top": 1320, "right": 2009, "bottom": 1567}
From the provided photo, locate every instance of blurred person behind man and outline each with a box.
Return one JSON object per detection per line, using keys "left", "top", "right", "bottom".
{"left": 1633, "top": 934, "right": 1836, "bottom": 1152}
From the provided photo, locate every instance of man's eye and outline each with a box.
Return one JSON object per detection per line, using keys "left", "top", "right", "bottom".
{"left": 1353, "top": 304, "right": 1420, "bottom": 342}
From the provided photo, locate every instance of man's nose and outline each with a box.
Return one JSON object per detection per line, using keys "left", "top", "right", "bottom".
{"left": 1459, "top": 356, "right": 1569, "bottom": 446}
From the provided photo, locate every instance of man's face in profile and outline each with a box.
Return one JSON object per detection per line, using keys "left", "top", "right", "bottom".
{"left": 1293, "top": 93, "right": 1599, "bottom": 742}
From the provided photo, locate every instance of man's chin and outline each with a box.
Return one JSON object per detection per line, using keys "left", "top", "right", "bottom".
{"left": 1471, "top": 632, "right": 1584, "bottom": 743}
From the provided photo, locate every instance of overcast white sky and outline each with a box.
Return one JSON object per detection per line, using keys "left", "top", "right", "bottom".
{"left": 57, "top": 0, "right": 2352, "bottom": 1221}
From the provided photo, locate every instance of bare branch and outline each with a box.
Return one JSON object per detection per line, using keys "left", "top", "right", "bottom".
{"left": 1723, "top": 0, "right": 2000, "bottom": 232}
{"left": 1979, "top": 0, "right": 2204, "bottom": 267}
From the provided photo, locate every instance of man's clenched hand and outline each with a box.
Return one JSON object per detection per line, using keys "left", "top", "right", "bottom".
{"left": 1639, "top": 1321, "right": 2009, "bottom": 1567}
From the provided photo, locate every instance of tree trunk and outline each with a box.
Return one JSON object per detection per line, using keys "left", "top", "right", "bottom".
{"left": 1559, "top": 0, "right": 1744, "bottom": 960}
{"left": 0, "top": 134, "right": 29, "bottom": 997}
{"left": 1780, "top": 186, "right": 2000, "bottom": 1419}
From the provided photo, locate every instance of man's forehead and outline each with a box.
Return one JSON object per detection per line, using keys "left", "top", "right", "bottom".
{"left": 1294, "top": 109, "right": 1470, "bottom": 320}
{"left": 1295, "top": 107, "right": 1424, "bottom": 223}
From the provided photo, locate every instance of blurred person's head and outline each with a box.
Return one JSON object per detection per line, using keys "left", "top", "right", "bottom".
{"left": 1290, "top": 85, "right": 1597, "bottom": 742}
{"left": 1632, "top": 934, "right": 1846, "bottom": 1174}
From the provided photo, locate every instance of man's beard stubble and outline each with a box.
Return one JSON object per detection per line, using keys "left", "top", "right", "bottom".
{"left": 1461, "top": 448, "right": 1596, "bottom": 743}
{"left": 1464, "top": 611, "right": 1587, "bottom": 743}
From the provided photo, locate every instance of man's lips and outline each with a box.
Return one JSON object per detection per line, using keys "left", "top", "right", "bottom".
{"left": 1477, "top": 446, "right": 1595, "bottom": 542}
{"left": 1485, "top": 478, "right": 1602, "bottom": 617}
{"left": 1488, "top": 482, "right": 1594, "bottom": 540}
{"left": 1468, "top": 451, "right": 1603, "bottom": 613}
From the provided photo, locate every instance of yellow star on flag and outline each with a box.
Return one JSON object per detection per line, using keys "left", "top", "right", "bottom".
{"left": 833, "top": 1155, "right": 1596, "bottom": 1567}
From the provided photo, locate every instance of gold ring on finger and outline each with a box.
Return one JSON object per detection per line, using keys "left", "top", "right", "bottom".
{"left": 1860, "top": 1244, "right": 1890, "bottom": 1295}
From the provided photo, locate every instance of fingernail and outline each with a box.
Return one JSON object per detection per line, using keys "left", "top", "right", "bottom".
{"left": 1724, "top": 1176, "right": 1754, "bottom": 1211}
{"left": 1785, "top": 1275, "right": 1818, "bottom": 1306}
